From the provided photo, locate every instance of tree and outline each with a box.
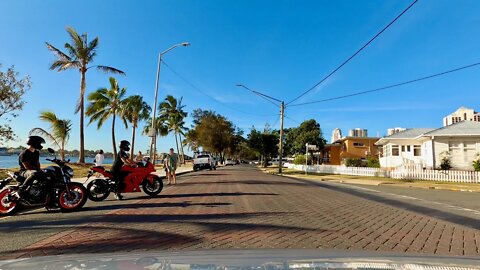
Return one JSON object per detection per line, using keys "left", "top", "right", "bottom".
{"left": 46, "top": 26, "right": 125, "bottom": 163}
{"left": 247, "top": 126, "right": 279, "bottom": 167}
{"left": 30, "top": 111, "right": 72, "bottom": 160}
{"left": 122, "top": 95, "right": 151, "bottom": 157}
{"left": 187, "top": 109, "right": 237, "bottom": 163}
{"left": 159, "top": 95, "right": 188, "bottom": 164}
{"left": 285, "top": 119, "right": 326, "bottom": 155}
{"left": 0, "top": 65, "right": 31, "bottom": 144}
{"left": 143, "top": 116, "right": 169, "bottom": 158}
{"left": 85, "top": 77, "right": 128, "bottom": 157}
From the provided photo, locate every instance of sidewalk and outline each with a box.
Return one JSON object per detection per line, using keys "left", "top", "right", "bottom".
{"left": 263, "top": 167, "right": 480, "bottom": 192}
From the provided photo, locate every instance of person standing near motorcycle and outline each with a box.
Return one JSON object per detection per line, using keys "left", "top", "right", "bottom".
{"left": 111, "top": 140, "right": 137, "bottom": 200}
{"left": 17, "top": 136, "right": 46, "bottom": 196}
{"left": 166, "top": 148, "right": 178, "bottom": 185}
{"left": 94, "top": 149, "right": 104, "bottom": 167}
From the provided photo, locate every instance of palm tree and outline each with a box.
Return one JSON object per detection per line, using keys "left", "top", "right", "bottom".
{"left": 159, "top": 95, "right": 188, "bottom": 164}
{"left": 46, "top": 26, "right": 125, "bottom": 163}
{"left": 143, "top": 117, "right": 169, "bottom": 159}
{"left": 30, "top": 111, "right": 72, "bottom": 161}
{"left": 122, "top": 95, "right": 151, "bottom": 157}
{"left": 85, "top": 77, "right": 128, "bottom": 157}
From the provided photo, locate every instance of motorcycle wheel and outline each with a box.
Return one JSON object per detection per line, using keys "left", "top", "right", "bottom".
{"left": 0, "top": 189, "right": 18, "bottom": 215}
{"left": 58, "top": 183, "right": 88, "bottom": 212}
{"left": 142, "top": 176, "right": 163, "bottom": 196}
{"left": 86, "top": 179, "right": 110, "bottom": 202}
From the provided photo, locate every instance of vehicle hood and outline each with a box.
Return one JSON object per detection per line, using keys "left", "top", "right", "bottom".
{"left": 0, "top": 249, "right": 479, "bottom": 270}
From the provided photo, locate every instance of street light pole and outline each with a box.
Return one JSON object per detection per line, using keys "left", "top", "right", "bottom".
{"left": 236, "top": 84, "right": 285, "bottom": 174}
{"left": 149, "top": 42, "right": 190, "bottom": 164}
{"left": 278, "top": 101, "right": 285, "bottom": 174}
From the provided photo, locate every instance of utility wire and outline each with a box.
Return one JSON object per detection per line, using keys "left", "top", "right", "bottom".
{"left": 284, "top": 115, "right": 300, "bottom": 124}
{"left": 288, "top": 61, "right": 480, "bottom": 107}
{"left": 286, "top": 0, "right": 419, "bottom": 105}
{"left": 161, "top": 60, "right": 275, "bottom": 117}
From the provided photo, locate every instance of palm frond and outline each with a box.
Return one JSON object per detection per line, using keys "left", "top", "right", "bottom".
{"left": 94, "top": 65, "right": 125, "bottom": 75}
{"left": 45, "top": 42, "right": 71, "bottom": 62}
{"left": 65, "top": 26, "right": 85, "bottom": 52}
{"left": 29, "top": 128, "right": 60, "bottom": 149}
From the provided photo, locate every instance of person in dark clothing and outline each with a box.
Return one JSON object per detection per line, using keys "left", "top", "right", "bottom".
{"left": 18, "top": 136, "right": 46, "bottom": 196}
{"left": 111, "top": 140, "right": 137, "bottom": 200}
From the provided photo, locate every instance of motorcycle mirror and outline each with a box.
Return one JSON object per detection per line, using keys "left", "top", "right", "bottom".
{"left": 47, "top": 148, "right": 55, "bottom": 154}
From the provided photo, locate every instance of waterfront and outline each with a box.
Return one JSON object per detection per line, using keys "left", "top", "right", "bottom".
{"left": 0, "top": 155, "right": 114, "bottom": 169}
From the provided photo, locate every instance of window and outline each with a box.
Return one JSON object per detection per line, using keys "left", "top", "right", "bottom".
{"left": 464, "top": 141, "right": 476, "bottom": 149}
{"left": 401, "top": 145, "right": 411, "bottom": 152}
{"left": 414, "top": 145, "right": 421, "bottom": 156}
{"left": 353, "top": 142, "right": 365, "bottom": 147}
{"left": 449, "top": 141, "right": 462, "bottom": 149}
{"left": 392, "top": 145, "right": 399, "bottom": 156}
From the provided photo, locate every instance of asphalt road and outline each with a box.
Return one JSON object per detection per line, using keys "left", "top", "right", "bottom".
{"left": 1, "top": 165, "right": 480, "bottom": 259}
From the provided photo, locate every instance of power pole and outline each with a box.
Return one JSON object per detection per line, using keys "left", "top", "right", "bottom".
{"left": 278, "top": 101, "right": 285, "bottom": 174}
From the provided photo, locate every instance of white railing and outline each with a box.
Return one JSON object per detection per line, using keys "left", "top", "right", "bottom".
{"left": 288, "top": 164, "right": 385, "bottom": 177}
{"left": 287, "top": 164, "right": 480, "bottom": 183}
{"left": 389, "top": 169, "right": 480, "bottom": 183}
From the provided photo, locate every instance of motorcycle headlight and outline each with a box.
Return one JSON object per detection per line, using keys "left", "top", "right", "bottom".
{"left": 64, "top": 167, "right": 74, "bottom": 178}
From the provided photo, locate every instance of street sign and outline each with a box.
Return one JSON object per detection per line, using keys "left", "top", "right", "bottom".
{"left": 306, "top": 144, "right": 318, "bottom": 151}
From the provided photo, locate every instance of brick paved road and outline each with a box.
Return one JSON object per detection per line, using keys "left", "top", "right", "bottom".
{"left": 2, "top": 165, "right": 480, "bottom": 259}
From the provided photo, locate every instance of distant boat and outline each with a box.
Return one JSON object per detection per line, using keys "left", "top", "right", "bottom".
{"left": 0, "top": 147, "right": 12, "bottom": 156}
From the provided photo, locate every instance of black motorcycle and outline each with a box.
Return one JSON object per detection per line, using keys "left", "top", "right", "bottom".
{"left": 0, "top": 148, "right": 87, "bottom": 215}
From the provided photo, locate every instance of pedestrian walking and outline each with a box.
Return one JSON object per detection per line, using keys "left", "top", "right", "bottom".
{"left": 166, "top": 148, "right": 178, "bottom": 185}
{"left": 135, "top": 151, "right": 144, "bottom": 163}
{"left": 95, "top": 150, "right": 104, "bottom": 167}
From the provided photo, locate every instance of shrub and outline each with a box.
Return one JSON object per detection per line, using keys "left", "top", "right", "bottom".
{"left": 293, "top": 154, "right": 311, "bottom": 165}
{"left": 345, "top": 158, "right": 364, "bottom": 167}
{"left": 366, "top": 157, "right": 380, "bottom": 168}
{"left": 439, "top": 151, "right": 452, "bottom": 170}
{"left": 473, "top": 154, "right": 480, "bottom": 172}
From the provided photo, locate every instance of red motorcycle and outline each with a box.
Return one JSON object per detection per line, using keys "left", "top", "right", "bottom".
{"left": 85, "top": 158, "right": 163, "bottom": 201}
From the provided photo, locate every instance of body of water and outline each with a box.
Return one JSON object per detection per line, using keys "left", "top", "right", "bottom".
{"left": 0, "top": 155, "right": 114, "bottom": 169}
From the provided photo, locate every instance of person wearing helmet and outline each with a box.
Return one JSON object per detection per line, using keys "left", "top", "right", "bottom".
{"left": 111, "top": 140, "right": 137, "bottom": 200}
{"left": 17, "top": 136, "right": 46, "bottom": 195}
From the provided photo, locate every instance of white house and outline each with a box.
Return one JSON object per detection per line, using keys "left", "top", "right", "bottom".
{"left": 376, "top": 121, "right": 480, "bottom": 171}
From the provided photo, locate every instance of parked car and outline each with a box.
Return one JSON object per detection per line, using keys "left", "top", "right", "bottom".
{"left": 193, "top": 154, "right": 217, "bottom": 171}
{"left": 225, "top": 159, "right": 236, "bottom": 166}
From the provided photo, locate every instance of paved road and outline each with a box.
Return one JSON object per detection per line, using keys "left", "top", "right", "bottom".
{"left": 1, "top": 165, "right": 480, "bottom": 259}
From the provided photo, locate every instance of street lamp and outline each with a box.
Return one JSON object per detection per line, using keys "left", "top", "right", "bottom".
{"left": 236, "top": 84, "right": 285, "bottom": 174}
{"left": 149, "top": 42, "right": 190, "bottom": 164}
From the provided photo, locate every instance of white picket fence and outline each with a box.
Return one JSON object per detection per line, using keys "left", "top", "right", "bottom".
{"left": 287, "top": 164, "right": 480, "bottom": 183}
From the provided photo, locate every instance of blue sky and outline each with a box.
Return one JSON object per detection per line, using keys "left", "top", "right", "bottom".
{"left": 1, "top": 0, "right": 480, "bottom": 155}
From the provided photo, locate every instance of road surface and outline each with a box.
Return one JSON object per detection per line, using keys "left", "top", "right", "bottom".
{"left": 1, "top": 165, "right": 479, "bottom": 259}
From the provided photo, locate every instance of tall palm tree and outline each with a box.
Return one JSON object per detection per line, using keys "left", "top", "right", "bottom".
{"left": 122, "top": 95, "right": 151, "bottom": 157}
{"left": 159, "top": 95, "right": 188, "bottom": 164}
{"left": 85, "top": 77, "right": 128, "bottom": 157}
{"left": 143, "top": 117, "right": 169, "bottom": 158}
{"left": 46, "top": 26, "right": 125, "bottom": 163}
{"left": 30, "top": 111, "right": 72, "bottom": 161}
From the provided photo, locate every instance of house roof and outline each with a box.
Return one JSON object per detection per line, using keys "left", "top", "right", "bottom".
{"left": 384, "top": 128, "right": 435, "bottom": 139}
{"left": 333, "top": 136, "right": 380, "bottom": 143}
{"left": 422, "top": 121, "right": 480, "bottom": 136}
{"left": 375, "top": 128, "right": 435, "bottom": 145}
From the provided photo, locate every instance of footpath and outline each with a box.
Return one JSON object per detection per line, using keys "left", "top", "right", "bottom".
{"left": 263, "top": 167, "right": 480, "bottom": 193}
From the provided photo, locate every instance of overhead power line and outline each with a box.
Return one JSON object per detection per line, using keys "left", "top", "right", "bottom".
{"left": 288, "top": 61, "right": 480, "bottom": 107}
{"left": 286, "top": 0, "right": 419, "bottom": 105}
{"left": 161, "top": 60, "right": 275, "bottom": 117}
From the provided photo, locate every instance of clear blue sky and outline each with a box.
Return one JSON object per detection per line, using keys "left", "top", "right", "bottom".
{"left": 1, "top": 0, "right": 480, "bottom": 154}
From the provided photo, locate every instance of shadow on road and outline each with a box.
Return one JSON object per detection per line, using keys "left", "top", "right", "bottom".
{"left": 174, "top": 180, "right": 311, "bottom": 187}
{"left": 157, "top": 192, "right": 279, "bottom": 198}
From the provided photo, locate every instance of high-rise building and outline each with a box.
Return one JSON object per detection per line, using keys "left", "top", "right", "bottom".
{"left": 348, "top": 128, "right": 368, "bottom": 137}
{"left": 387, "top": 127, "right": 406, "bottom": 136}
{"left": 443, "top": 107, "right": 480, "bottom": 126}
{"left": 331, "top": 128, "right": 342, "bottom": 143}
